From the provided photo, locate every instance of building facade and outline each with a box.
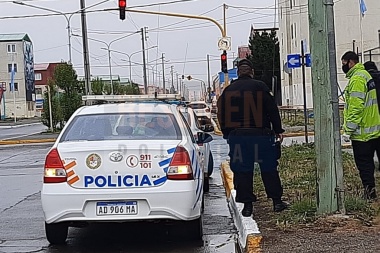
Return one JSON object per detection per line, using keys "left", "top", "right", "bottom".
{"left": 279, "top": 0, "right": 380, "bottom": 108}
{"left": 0, "top": 33, "right": 36, "bottom": 119}
{"left": 34, "top": 62, "right": 60, "bottom": 116}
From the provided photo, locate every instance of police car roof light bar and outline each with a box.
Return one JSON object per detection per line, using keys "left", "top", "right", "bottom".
{"left": 82, "top": 94, "right": 182, "bottom": 103}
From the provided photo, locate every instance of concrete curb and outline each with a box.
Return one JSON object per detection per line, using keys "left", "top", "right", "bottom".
{"left": 0, "top": 139, "right": 56, "bottom": 145}
{"left": 220, "top": 161, "right": 262, "bottom": 252}
{"left": 0, "top": 122, "right": 41, "bottom": 129}
{"left": 211, "top": 118, "right": 223, "bottom": 136}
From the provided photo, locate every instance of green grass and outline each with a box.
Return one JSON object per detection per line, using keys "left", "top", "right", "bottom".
{"left": 253, "top": 143, "right": 380, "bottom": 226}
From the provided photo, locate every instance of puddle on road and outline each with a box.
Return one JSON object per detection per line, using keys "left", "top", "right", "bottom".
{"left": 202, "top": 234, "right": 238, "bottom": 253}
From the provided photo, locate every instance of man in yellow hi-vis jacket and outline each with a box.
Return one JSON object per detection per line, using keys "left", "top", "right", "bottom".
{"left": 341, "top": 51, "right": 380, "bottom": 200}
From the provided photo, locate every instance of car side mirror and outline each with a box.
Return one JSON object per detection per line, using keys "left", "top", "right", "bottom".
{"left": 197, "top": 132, "right": 213, "bottom": 144}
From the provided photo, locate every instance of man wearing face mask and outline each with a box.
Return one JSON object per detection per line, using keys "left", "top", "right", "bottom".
{"left": 341, "top": 51, "right": 380, "bottom": 200}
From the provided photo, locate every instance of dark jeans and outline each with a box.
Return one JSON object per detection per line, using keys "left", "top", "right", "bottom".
{"left": 352, "top": 137, "right": 380, "bottom": 192}
{"left": 228, "top": 129, "right": 283, "bottom": 203}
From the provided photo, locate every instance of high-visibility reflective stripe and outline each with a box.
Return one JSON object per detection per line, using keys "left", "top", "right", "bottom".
{"left": 350, "top": 91, "right": 366, "bottom": 99}
{"left": 346, "top": 122, "right": 358, "bottom": 129}
{"left": 354, "top": 72, "right": 371, "bottom": 82}
{"left": 364, "top": 125, "right": 380, "bottom": 134}
{"left": 365, "top": 98, "right": 378, "bottom": 107}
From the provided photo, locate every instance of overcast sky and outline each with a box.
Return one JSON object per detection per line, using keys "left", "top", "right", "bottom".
{"left": 0, "top": 0, "right": 276, "bottom": 92}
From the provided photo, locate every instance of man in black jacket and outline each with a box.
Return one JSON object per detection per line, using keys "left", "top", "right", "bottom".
{"left": 364, "top": 61, "right": 380, "bottom": 171}
{"left": 217, "top": 59, "right": 287, "bottom": 217}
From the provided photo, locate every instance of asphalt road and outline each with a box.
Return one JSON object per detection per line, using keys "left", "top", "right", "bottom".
{"left": 0, "top": 136, "right": 238, "bottom": 253}
{"left": 0, "top": 123, "right": 47, "bottom": 141}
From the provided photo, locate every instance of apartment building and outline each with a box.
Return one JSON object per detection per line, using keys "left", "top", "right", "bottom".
{"left": 0, "top": 33, "right": 36, "bottom": 118}
{"left": 279, "top": 0, "right": 380, "bottom": 107}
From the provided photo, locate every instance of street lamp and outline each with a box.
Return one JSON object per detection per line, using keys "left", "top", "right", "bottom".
{"left": 115, "top": 45, "right": 158, "bottom": 85}
{"left": 73, "top": 32, "right": 139, "bottom": 94}
{"left": 13, "top": 0, "right": 110, "bottom": 64}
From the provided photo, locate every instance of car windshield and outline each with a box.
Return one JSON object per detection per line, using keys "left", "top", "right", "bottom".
{"left": 60, "top": 113, "right": 181, "bottom": 142}
{"left": 189, "top": 103, "right": 206, "bottom": 109}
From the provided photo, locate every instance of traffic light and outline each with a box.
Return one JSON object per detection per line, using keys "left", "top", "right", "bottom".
{"left": 119, "top": 0, "right": 126, "bottom": 20}
{"left": 221, "top": 50, "right": 228, "bottom": 73}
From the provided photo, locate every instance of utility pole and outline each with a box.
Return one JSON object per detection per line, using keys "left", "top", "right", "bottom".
{"left": 141, "top": 28, "right": 148, "bottom": 94}
{"left": 222, "top": 4, "right": 229, "bottom": 90}
{"left": 162, "top": 53, "right": 166, "bottom": 94}
{"left": 171, "top": 66, "right": 174, "bottom": 94}
{"left": 309, "top": 0, "right": 345, "bottom": 214}
{"left": 207, "top": 54, "right": 211, "bottom": 102}
{"left": 80, "top": 0, "right": 90, "bottom": 96}
{"left": 144, "top": 27, "right": 149, "bottom": 86}
{"left": 176, "top": 73, "right": 179, "bottom": 94}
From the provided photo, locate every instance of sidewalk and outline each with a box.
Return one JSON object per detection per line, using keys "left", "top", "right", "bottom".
{"left": 0, "top": 132, "right": 59, "bottom": 145}
{"left": 0, "top": 117, "right": 42, "bottom": 128}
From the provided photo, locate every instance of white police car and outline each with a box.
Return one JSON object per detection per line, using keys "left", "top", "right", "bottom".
{"left": 41, "top": 94, "right": 212, "bottom": 244}
{"left": 179, "top": 107, "right": 214, "bottom": 192}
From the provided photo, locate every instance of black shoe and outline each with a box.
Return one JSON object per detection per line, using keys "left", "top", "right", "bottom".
{"left": 242, "top": 203, "right": 253, "bottom": 217}
{"left": 273, "top": 201, "right": 289, "bottom": 212}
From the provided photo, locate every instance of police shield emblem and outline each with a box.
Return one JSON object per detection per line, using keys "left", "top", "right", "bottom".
{"left": 86, "top": 154, "right": 102, "bottom": 170}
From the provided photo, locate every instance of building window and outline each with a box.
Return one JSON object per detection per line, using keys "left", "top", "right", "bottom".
{"left": 35, "top": 73, "right": 42, "bottom": 81}
{"left": 294, "top": 23, "right": 297, "bottom": 39}
{"left": 290, "top": 0, "right": 293, "bottom": 9}
{"left": 9, "top": 83, "right": 19, "bottom": 92}
{"left": 7, "top": 44, "right": 16, "bottom": 53}
{"left": 291, "top": 24, "right": 294, "bottom": 39}
{"left": 35, "top": 88, "right": 43, "bottom": 95}
{"left": 8, "top": 63, "right": 17, "bottom": 73}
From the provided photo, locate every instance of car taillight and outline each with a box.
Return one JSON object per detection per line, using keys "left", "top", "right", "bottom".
{"left": 44, "top": 148, "right": 67, "bottom": 183}
{"left": 167, "top": 146, "right": 194, "bottom": 180}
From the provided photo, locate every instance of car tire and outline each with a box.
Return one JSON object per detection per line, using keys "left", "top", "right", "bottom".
{"left": 204, "top": 174, "right": 210, "bottom": 193}
{"left": 188, "top": 215, "right": 203, "bottom": 241}
{"left": 208, "top": 152, "right": 214, "bottom": 177}
{"left": 45, "top": 222, "right": 68, "bottom": 245}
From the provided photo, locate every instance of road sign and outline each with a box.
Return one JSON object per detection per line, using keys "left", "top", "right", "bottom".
{"left": 287, "top": 54, "right": 301, "bottom": 68}
{"left": 218, "top": 37, "right": 231, "bottom": 51}
{"left": 305, "top": 54, "right": 312, "bottom": 67}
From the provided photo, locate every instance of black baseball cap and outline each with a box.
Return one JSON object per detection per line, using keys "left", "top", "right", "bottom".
{"left": 237, "top": 59, "right": 253, "bottom": 69}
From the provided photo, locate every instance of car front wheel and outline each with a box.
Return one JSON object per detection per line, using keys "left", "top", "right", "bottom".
{"left": 208, "top": 152, "right": 214, "bottom": 177}
{"left": 204, "top": 173, "right": 210, "bottom": 193}
{"left": 45, "top": 222, "right": 68, "bottom": 245}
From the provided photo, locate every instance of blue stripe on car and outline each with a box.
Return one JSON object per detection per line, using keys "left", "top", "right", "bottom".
{"left": 153, "top": 176, "right": 167, "bottom": 185}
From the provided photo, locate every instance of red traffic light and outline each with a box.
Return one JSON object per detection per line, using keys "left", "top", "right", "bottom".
{"left": 221, "top": 54, "right": 227, "bottom": 61}
{"left": 119, "top": 0, "right": 126, "bottom": 8}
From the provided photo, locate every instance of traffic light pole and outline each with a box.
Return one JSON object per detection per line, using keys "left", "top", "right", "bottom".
{"left": 119, "top": 5, "right": 229, "bottom": 92}
{"left": 223, "top": 4, "right": 229, "bottom": 90}
{"left": 125, "top": 8, "right": 225, "bottom": 37}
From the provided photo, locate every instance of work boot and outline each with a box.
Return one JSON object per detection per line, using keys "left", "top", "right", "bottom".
{"left": 273, "top": 199, "right": 289, "bottom": 212}
{"left": 242, "top": 202, "right": 253, "bottom": 217}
